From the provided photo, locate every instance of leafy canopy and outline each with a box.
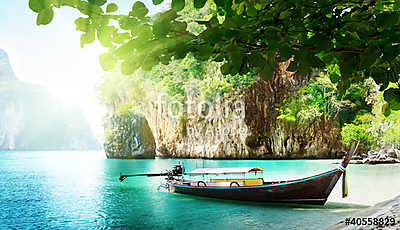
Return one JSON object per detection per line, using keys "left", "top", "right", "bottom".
{"left": 29, "top": 0, "right": 400, "bottom": 110}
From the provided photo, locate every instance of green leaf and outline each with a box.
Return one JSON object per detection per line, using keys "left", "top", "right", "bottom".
{"left": 99, "top": 52, "right": 117, "bottom": 71}
{"left": 194, "top": 0, "right": 207, "bottom": 9}
{"left": 152, "top": 10, "right": 177, "bottom": 38}
{"left": 296, "top": 49, "right": 323, "bottom": 72}
{"left": 36, "top": 7, "right": 54, "bottom": 25}
{"left": 229, "top": 47, "right": 243, "bottom": 74}
{"left": 160, "top": 54, "right": 172, "bottom": 65}
{"left": 248, "top": 52, "right": 265, "bottom": 67}
{"left": 221, "top": 63, "right": 232, "bottom": 75}
{"left": 246, "top": 4, "right": 257, "bottom": 17}
{"left": 114, "top": 32, "right": 131, "bottom": 44}
{"left": 29, "top": 0, "right": 50, "bottom": 13}
{"left": 345, "top": 31, "right": 360, "bottom": 40}
{"left": 106, "top": 3, "right": 118, "bottom": 13}
{"left": 195, "top": 44, "right": 213, "bottom": 60}
{"left": 260, "top": 63, "right": 273, "bottom": 81}
{"left": 278, "top": 10, "right": 290, "bottom": 20}
{"left": 313, "top": 34, "right": 332, "bottom": 51}
{"left": 214, "top": 0, "right": 225, "bottom": 7}
{"left": 152, "top": 0, "right": 164, "bottom": 5}
{"left": 382, "top": 45, "right": 400, "bottom": 62}
{"left": 236, "top": 2, "right": 245, "bottom": 15}
{"left": 254, "top": 2, "right": 267, "bottom": 10}
{"left": 75, "top": 17, "right": 90, "bottom": 32}
{"left": 142, "top": 55, "right": 158, "bottom": 71}
{"left": 88, "top": 0, "right": 107, "bottom": 6}
{"left": 370, "top": 67, "right": 390, "bottom": 90}
{"left": 80, "top": 28, "right": 95, "bottom": 47}
{"left": 56, "top": 0, "right": 80, "bottom": 7}
{"left": 135, "top": 24, "right": 153, "bottom": 39}
{"left": 309, "top": 55, "right": 325, "bottom": 69}
{"left": 174, "top": 41, "right": 188, "bottom": 59}
{"left": 329, "top": 72, "right": 340, "bottom": 83}
{"left": 198, "top": 27, "right": 220, "bottom": 43}
{"left": 115, "top": 40, "right": 135, "bottom": 58}
{"left": 171, "top": 0, "right": 185, "bottom": 11}
{"left": 338, "top": 53, "right": 359, "bottom": 78}
{"left": 97, "top": 25, "right": 116, "bottom": 47}
{"left": 131, "top": 1, "right": 149, "bottom": 18}
{"left": 287, "top": 59, "right": 298, "bottom": 72}
{"left": 278, "top": 45, "right": 292, "bottom": 61}
{"left": 77, "top": 1, "right": 104, "bottom": 15}
{"left": 153, "top": 19, "right": 171, "bottom": 38}
{"left": 382, "top": 102, "right": 391, "bottom": 117}
{"left": 171, "top": 21, "right": 187, "bottom": 32}
{"left": 121, "top": 59, "right": 140, "bottom": 75}
{"left": 298, "top": 63, "right": 311, "bottom": 76}
{"left": 377, "top": 12, "right": 400, "bottom": 28}
{"left": 360, "top": 46, "right": 380, "bottom": 68}
{"left": 383, "top": 88, "right": 400, "bottom": 110}
{"left": 119, "top": 16, "right": 138, "bottom": 30}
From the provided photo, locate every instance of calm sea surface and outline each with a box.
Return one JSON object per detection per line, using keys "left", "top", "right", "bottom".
{"left": 1, "top": 151, "right": 399, "bottom": 230}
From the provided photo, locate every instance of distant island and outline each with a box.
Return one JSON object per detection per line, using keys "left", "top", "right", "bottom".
{"left": 0, "top": 49, "right": 100, "bottom": 150}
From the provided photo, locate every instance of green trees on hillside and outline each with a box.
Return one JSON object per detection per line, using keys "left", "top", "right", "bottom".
{"left": 97, "top": 53, "right": 256, "bottom": 115}
{"left": 341, "top": 83, "right": 400, "bottom": 150}
{"left": 278, "top": 75, "right": 400, "bottom": 151}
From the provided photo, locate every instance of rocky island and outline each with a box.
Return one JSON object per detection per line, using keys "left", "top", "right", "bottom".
{"left": 99, "top": 56, "right": 400, "bottom": 160}
{"left": 0, "top": 49, "right": 100, "bottom": 150}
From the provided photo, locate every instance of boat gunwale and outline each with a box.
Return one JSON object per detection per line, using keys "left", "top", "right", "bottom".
{"left": 168, "top": 168, "right": 341, "bottom": 190}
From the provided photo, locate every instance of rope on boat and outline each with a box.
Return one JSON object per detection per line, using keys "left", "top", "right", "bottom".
{"left": 157, "top": 183, "right": 169, "bottom": 191}
{"left": 338, "top": 165, "right": 348, "bottom": 198}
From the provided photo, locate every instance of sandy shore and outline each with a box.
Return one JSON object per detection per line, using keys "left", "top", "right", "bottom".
{"left": 326, "top": 195, "right": 400, "bottom": 230}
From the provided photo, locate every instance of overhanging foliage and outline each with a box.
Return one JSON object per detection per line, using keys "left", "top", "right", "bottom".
{"left": 29, "top": 0, "right": 400, "bottom": 111}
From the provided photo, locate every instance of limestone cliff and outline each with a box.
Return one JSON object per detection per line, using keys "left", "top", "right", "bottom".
{"left": 0, "top": 48, "right": 16, "bottom": 81}
{"left": 0, "top": 49, "right": 100, "bottom": 150}
{"left": 147, "top": 62, "right": 343, "bottom": 159}
{"left": 104, "top": 113, "right": 156, "bottom": 159}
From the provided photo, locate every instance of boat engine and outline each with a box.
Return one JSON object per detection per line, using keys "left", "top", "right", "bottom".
{"left": 171, "top": 164, "right": 183, "bottom": 176}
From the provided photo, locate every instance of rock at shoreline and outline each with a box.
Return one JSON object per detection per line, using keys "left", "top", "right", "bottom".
{"left": 351, "top": 147, "right": 400, "bottom": 164}
{"left": 104, "top": 113, "right": 156, "bottom": 159}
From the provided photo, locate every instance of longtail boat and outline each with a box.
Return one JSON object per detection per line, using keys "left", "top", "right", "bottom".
{"left": 120, "top": 141, "right": 358, "bottom": 205}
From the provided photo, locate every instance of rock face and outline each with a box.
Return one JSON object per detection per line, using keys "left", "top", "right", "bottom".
{"left": 351, "top": 147, "right": 400, "bottom": 164}
{"left": 104, "top": 113, "right": 156, "bottom": 159}
{"left": 0, "top": 49, "right": 100, "bottom": 150}
{"left": 147, "top": 62, "right": 343, "bottom": 159}
{"left": 0, "top": 49, "right": 17, "bottom": 81}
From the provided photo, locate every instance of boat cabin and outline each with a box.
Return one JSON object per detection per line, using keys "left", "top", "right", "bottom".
{"left": 176, "top": 167, "right": 264, "bottom": 187}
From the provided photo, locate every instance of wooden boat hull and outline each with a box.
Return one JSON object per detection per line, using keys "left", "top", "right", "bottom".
{"left": 168, "top": 169, "right": 343, "bottom": 205}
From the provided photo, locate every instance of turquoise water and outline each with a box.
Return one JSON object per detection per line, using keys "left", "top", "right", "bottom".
{"left": 0, "top": 151, "right": 398, "bottom": 229}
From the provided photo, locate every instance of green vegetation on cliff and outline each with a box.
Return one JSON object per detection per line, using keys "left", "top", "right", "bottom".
{"left": 278, "top": 75, "right": 400, "bottom": 152}
{"left": 341, "top": 84, "right": 400, "bottom": 150}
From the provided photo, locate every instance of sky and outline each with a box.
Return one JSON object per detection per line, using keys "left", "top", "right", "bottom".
{"left": 0, "top": 0, "right": 169, "bottom": 141}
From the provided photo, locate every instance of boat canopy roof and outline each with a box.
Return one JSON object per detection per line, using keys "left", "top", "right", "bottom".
{"left": 187, "top": 167, "right": 263, "bottom": 175}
